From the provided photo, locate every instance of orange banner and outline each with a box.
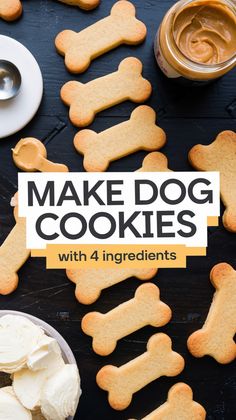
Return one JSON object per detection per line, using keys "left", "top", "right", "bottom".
{"left": 31, "top": 244, "right": 206, "bottom": 269}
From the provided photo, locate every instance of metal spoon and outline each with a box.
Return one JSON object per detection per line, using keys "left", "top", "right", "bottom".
{"left": 0, "top": 60, "right": 21, "bottom": 100}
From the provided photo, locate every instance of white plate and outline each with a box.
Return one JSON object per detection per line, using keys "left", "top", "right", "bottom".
{"left": 0, "top": 35, "right": 43, "bottom": 139}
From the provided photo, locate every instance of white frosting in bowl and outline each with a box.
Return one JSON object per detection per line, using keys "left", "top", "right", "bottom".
{"left": 0, "top": 313, "right": 81, "bottom": 420}
{"left": 0, "top": 315, "right": 44, "bottom": 373}
{"left": 41, "top": 365, "right": 81, "bottom": 420}
{"left": 0, "top": 387, "right": 32, "bottom": 420}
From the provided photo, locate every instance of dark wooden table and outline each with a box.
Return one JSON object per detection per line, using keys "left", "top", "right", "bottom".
{"left": 0, "top": 1, "right": 236, "bottom": 419}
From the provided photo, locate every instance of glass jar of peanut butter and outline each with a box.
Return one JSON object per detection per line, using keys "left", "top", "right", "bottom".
{"left": 154, "top": 0, "right": 236, "bottom": 83}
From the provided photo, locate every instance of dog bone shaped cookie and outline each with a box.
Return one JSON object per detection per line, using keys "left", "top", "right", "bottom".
{"left": 66, "top": 267, "right": 157, "bottom": 304}
{"left": 0, "top": 0, "right": 22, "bottom": 21}
{"left": 137, "top": 152, "right": 172, "bottom": 172}
{"left": 57, "top": 0, "right": 100, "bottom": 11}
{"left": 187, "top": 263, "right": 236, "bottom": 364}
{"left": 55, "top": 1, "right": 146, "bottom": 73}
{"left": 82, "top": 283, "right": 171, "bottom": 355}
{"left": 61, "top": 57, "right": 152, "bottom": 127}
{"left": 0, "top": 197, "right": 29, "bottom": 295}
{"left": 0, "top": 143, "right": 68, "bottom": 295}
{"left": 189, "top": 130, "right": 236, "bottom": 232}
{"left": 130, "top": 383, "right": 206, "bottom": 420}
{"left": 96, "top": 333, "right": 185, "bottom": 410}
{"left": 74, "top": 106, "right": 166, "bottom": 172}
{"left": 12, "top": 138, "right": 69, "bottom": 173}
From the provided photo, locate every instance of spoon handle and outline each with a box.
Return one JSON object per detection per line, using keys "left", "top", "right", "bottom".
{"left": 38, "top": 156, "right": 69, "bottom": 173}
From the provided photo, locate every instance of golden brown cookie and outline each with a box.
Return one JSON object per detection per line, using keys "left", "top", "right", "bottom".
{"left": 96, "top": 333, "right": 185, "bottom": 410}
{"left": 189, "top": 130, "right": 236, "bottom": 232}
{"left": 0, "top": 198, "right": 29, "bottom": 295}
{"left": 0, "top": 0, "right": 22, "bottom": 21}
{"left": 82, "top": 283, "right": 171, "bottom": 355}
{"left": 55, "top": 1, "right": 146, "bottom": 73}
{"left": 137, "top": 151, "right": 172, "bottom": 172}
{"left": 74, "top": 106, "right": 166, "bottom": 171}
{"left": 0, "top": 140, "right": 68, "bottom": 295}
{"left": 130, "top": 383, "right": 206, "bottom": 420}
{"left": 187, "top": 262, "right": 236, "bottom": 364}
{"left": 66, "top": 267, "right": 157, "bottom": 304}
{"left": 57, "top": 0, "right": 99, "bottom": 11}
{"left": 60, "top": 57, "right": 152, "bottom": 127}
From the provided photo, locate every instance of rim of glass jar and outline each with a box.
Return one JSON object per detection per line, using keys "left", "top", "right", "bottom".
{"left": 163, "top": 0, "right": 236, "bottom": 75}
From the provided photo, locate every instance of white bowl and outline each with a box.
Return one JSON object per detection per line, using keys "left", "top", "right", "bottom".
{"left": 0, "top": 310, "right": 80, "bottom": 420}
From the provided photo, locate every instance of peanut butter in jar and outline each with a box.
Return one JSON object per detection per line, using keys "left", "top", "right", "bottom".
{"left": 154, "top": 0, "right": 236, "bottom": 83}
